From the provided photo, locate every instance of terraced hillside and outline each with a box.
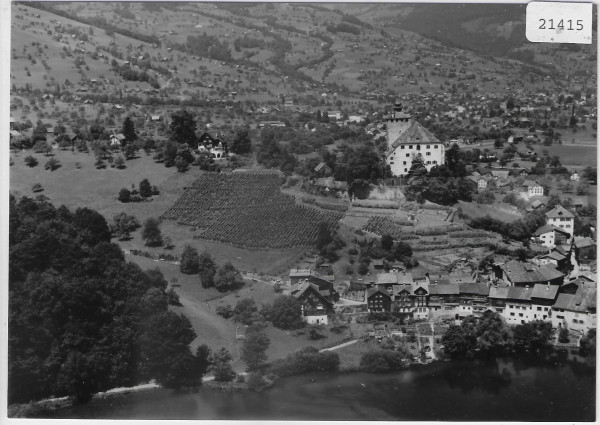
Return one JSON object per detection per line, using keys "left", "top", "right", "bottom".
{"left": 161, "top": 172, "right": 343, "bottom": 248}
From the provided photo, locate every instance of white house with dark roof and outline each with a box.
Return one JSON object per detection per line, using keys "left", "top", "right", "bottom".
{"left": 385, "top": 104, "right": 445, "bottom": 176}
{"left": 533, "top": 224, "right": 571, "bottom": 248}
{"left": 545, "top": 205, "right": 574, "bottom": 237}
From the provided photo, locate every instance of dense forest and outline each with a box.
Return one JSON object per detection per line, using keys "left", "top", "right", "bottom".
{"left": 9, "top": 195, "right": 205, "bottom": 405}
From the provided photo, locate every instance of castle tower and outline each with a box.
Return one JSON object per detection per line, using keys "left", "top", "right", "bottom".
{"left": 386, "top": 103, "right": 412, "bottom": 151}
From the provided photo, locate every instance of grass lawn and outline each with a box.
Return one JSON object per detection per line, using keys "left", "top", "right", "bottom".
{"left": 532, "top": 143, "right": 597, "bottom": 169}
{"left": 10, "top": 148, "right": 199, "bottom": 223}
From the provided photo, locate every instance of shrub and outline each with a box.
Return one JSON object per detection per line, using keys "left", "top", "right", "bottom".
{"left": 216, "top": 305, "right": 233, "bottom": 319}
{"left": 246, "top": 372, "right": 269, "bottom": 392}
{"left": 558, "top": 327, "right": 570, "bottom": 343}
{"left": 269, "top": 347, "right": 339, "bottom": 377}
{"left": 139, "top": 178, "right": 153, "bottom": 198}
{"left": 24, "top": 155, "right": 38, "bottom": 167}
{"left": 31, "top": 183, "right": 43, "bottom": 193}
{"left": 44, "top": 158, "right": 61, "bottom": 171}
{"left": 118, "top": 188, "right": 131, "bottom": 203}
{"left": 267, "top": 296, "right": 304, "bottom": 330}
{"left": 179, "top": 244, "right": 200, "bottom": 274}
{"left": 360, "top": 350, "right": 408, "bottom": 372}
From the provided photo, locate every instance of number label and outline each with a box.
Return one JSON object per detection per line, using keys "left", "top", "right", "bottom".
{"left": 527, "top": 2, "right": 592, "bottom": 44}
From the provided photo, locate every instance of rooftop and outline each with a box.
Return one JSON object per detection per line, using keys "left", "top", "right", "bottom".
{"left": 545, "top": 205, "right": 574, "bottom": 219}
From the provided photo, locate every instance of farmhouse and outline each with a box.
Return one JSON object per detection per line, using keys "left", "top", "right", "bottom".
{"left": 385, "top": 103, "right": 445, "bottom": 176}
{"left": 289, "top": 269, "right": 335, "bottom": 296}
{"left": 366, "top": 287, "right": 392, "bottom": 313}
{"left": 290, "top": 282, "right": 334, "bottom": 325}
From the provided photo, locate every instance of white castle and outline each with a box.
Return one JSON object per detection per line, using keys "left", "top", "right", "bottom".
{"left": 385, "top": 104, "right": 445, "bottom": 177}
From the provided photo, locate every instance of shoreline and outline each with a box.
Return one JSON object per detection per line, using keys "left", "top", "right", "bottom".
{"left": 9, "top": 346, "right": 593, "bottom": 418}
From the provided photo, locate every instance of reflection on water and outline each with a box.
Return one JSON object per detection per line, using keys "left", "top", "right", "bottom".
{"left": 45, "top": 356, "right": 595, "bottom": 421}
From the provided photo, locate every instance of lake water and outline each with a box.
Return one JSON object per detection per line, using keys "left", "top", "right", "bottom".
{"left": 46, "top": 357, "right": 595, "bottom": 421}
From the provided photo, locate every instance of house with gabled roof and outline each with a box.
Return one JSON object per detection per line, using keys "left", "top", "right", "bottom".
{"left": 545, "top": 205, "right": 574, "bottom": 237}
{"left": 290, "top": 282, "right": 334, "bottom": 325}
{"left": 551, "top": 282, "right": 596, "bottom": 333}
{"left": 573, "top": 237, "right": 596, "bottom": 263}
{"left": 522, "top": 180, "right": 544, "bottom": 197}
{"left": 496, "top": 260, "right": 564, "bottom": 287}
{"left": 366, "top": 286, "right": 392, "bottom": 313}
{"left": 532, "top": 224, "right": 571, "bottom": 248}
{"left": 314, "top": 162, "right": 332, "bottom": 177}
{"left": 489, "top": 283, "right": 558, "bottom": 325}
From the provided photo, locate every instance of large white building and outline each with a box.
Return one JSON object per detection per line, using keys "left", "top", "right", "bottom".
{"left": 545, "top": 205, "right": 575, "bottom": 238}
{"left": 385, "top": 104, "right": 445, "bottom": 176}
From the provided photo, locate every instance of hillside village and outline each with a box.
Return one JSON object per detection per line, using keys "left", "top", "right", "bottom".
{"left": 7, "top": 2, "right": 598, "bottom": 413}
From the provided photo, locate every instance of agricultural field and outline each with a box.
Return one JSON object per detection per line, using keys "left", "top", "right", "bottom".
{"left": 161, "top": 171, "right": 344, "bottom": 248}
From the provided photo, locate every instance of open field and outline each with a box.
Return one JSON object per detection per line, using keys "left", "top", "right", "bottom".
{"left": 531, "top": 143, "right": 597, "bottom": 169}
{"left": 10, "top": 148, "right": 200, "bottom": 222}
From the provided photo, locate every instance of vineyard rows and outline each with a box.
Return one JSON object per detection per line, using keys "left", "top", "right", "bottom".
{"left": 161, "top": 172, "right": 343, "bottom": 248}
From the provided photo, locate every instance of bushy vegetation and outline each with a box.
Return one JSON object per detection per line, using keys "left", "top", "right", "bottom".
{"left": 269, "top": 347, "right": 340, "bottom": 377}
{"left": 360, "top": 349, "right": 410, "bottom": 372}
{"left": 9, "top": 196, "right": 205, "bottom": 404}
{"left": 441, "top": 312, "right": 553, "bottom": 360}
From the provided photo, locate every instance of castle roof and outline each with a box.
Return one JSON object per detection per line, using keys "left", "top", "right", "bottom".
{"left": 388, "top": 120, "right": 441, "bottom": 151}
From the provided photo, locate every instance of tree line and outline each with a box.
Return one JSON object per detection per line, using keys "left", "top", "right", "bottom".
{"left": 9, "top": 196, "right": 214, "bottom": 404}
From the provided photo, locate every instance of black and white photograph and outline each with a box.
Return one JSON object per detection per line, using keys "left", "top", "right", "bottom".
{"left": 3, "top": 1, "right": 597, "bottom": 421}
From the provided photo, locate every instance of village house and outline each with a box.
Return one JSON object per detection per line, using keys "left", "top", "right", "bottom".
{"left": 545, "top": 205, "right": 575, "bottom": 237}
{"left": 570, "top": 172, "right": 581, "bottom": 181}
{"left": 289, "top": 282, "right": 334, "bottom": 325}
{"left": 289, "top": 269, "right": 337, "bottom": 299}
{"left": 495, "top": 260, "right": 565, "bottom": 287}
{"left": 110, "top": 133, "right": 126, "bottom": 146}
{"left": 573, "top": 237, "right": 596, "bottom": 263}
{"left": 532, "top": 224, "right": 571, "bottom": 248}
{"left": 197, "top": 131, "right": 228, "bottom": 159}
{"left": 551, "top": 280, "right": 596, "bottom": 333}
{"left": 522, "top": 180, "right": 544, "bottom": 197}
{"left": 366, "top": 287, "right": 392, "bottom": 313}
{"left": 384, "top": 103, "right": 445, "bottom": 176}
{"left": 313, "top": 162, "right": 332, "bottom": 177}
{"left": 489, "top": 283, "right": 558, "bottom": 326}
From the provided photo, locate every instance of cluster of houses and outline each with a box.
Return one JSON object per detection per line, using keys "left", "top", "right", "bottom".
{"left": 285, "top": 205, "right": 596, "bottom": 335}
{"left": 364, "top": 256, "right": 595, "bottom": 334}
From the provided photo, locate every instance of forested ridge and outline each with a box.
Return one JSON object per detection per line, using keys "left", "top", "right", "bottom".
{"left": 9, "top": 195, "right": 204, "bottom": 405}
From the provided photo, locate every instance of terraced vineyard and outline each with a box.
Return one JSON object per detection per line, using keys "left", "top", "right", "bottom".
{"left": 161, "top": 172, "right": 343, "bottom": 248}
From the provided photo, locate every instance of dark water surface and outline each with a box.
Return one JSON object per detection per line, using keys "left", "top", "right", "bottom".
{"left": 48, "top": 358, "right": 595, "bottom": 421}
